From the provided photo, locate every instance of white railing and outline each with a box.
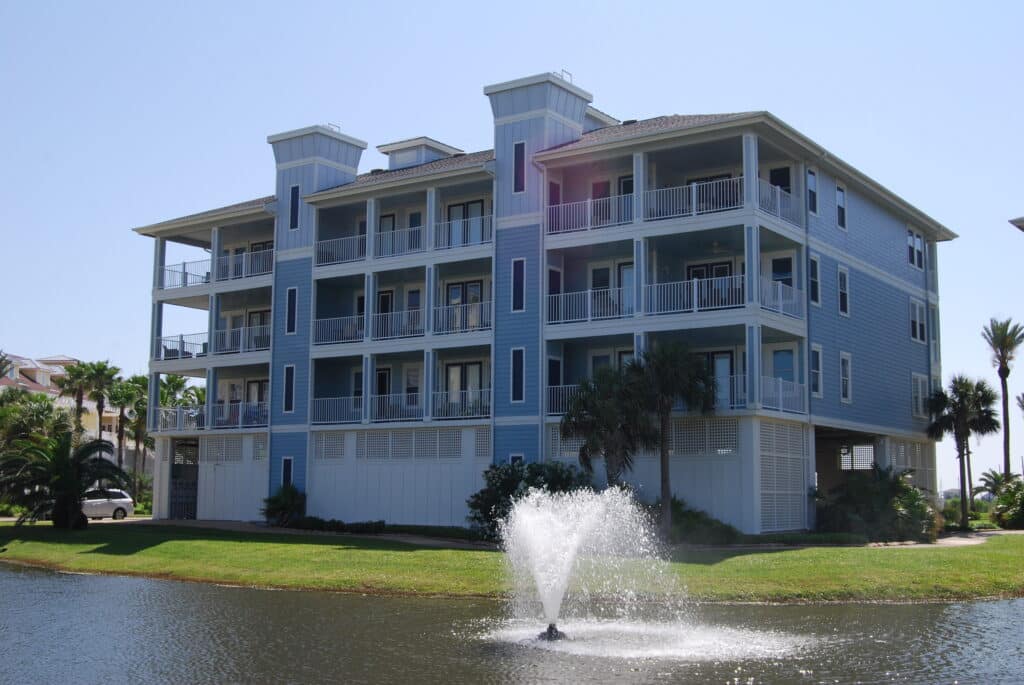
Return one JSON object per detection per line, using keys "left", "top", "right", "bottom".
{"left": 715, "top": 375, "right": 748, "bottom": 410}
{"left": 313, "top": 315, "right": 365, "bottom": 345}
{"left": 212, "top": 402, "right": 269, "bottom": 428}
{"left": 761, "top": 376, "right": 806, "bottom": 413}
{"left": 644, "top": 275, "right": 745, "bottom": 315}
{"left": 370, "top": 393, "right": 423, "bottom": 422}
{"left": 375, "top": 227, "right": 426, "bottom": 258}
{"left": 643, "top": 177, "right": 744, "bottom": 221}
{"left": 157, "top": 405, "right": 206, "bottom": 432}
{"left": 433, "top": 301, "right": 492, "bottom": 334}
{"left": 154, "top": 332, "right": 208, "bottom": 360}
{"left": 316, "top": 234, "right": 366, "bottom": 266}
{"left": 434, "top": 215, "right": 493, "bottom": 249}
{"left": 371, "top": 310, "right": 425, "bottom": 340}
{"left": 160, "top": 258, "right": 211, "bottom": 289}
{"left": 215, "top": 248, "right": 274, "bottom": 281}
{"left": 431, "top": 389, "right": 491, "bottom": 419}
{"left": 213, "top": 325, "right": 272, "bottom": 354}
{"left": 311, "top": 396, "right": 363, "bottom": 424}
{"left": 546, "top": 384, "right": 580, "bottom": 415}
{"left": 758, "top": 179, "right": 801, "bottom": 226}
{"left": 546, "top": 194, "right": 634, "bottom": 234}
{"left": 759, "top": 278, "right": 805, "bottom": 319}
{"left": 546, "top": 287, "right": 634, "bottom": 324}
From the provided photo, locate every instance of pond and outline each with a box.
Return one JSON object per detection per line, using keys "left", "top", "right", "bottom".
{"left": 2, "top": 564, "right": 1022, "bottom": 683}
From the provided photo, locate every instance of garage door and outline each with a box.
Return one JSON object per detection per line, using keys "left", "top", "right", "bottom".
{"left": 197, "top": 434, "right": 270, "bottom": 521}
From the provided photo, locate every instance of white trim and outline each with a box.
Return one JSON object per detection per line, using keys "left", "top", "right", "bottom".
{"left": 285, "top": 287, "right": 298, "bottom": 335}
{"left": 493, "top": 416, "right": 538, "bottom": 426}
{"left": 806, "top": 236, "right": 929, "bottom": 300}
{"left": 585, "top": 105, "right": 619, "bottom": 126}
{"left": 289, "top": 185, "right": 301, "bottom": 231}
{"left": 837, "top": 265, "right": 850, "bottom": 317}
{"left": 911, "top": 372, "right": 929, "bottom": 419}
{"left": 281, "top": 456, "right": 294, "bottom": 487}
{"left": 512, "top": 141, "right": 527, "bottom": 195}
{"left": 806, "top": 167, "right": 819, "bottom": 217}
{"left": 283, "top": 364, "right": 296, "bottom": 414}
{"left": 496, "top": 212, "right": 543, "bottom": 229}
{"left": 267, "top": 125, "right": 368, "bottom": 149}
{"left": 495, "top": 108, "right": 584, "bottom": 132}
{"left": 810, "top": 343, "right": 823, "bottom": 399}
{"left": 483, "top": 72, "right": 593, "bottom": 101}
{"left": 274, "top": 246, "right": 314, "bottom": 262}
{"left": 509, "top": 453, "right": 525, "bottom": 465}
{"left": 377, "top": 137, "right": 463, "bottom": 156}
{"left": 808, "top": 254, "right": 821, "bottom": 307}
{"left": 839, "top": 351, "right": 852, "bottom": 404}
{"left": 510, "top": 347, "right": 525, "bottom": 404}
{"left": 810, "top": 415, "right": 933, "bottom": 442}
{"left": 910, "top": 298, "right": 927, "bottom": 344}
{"left": 511, "top": 257, "right": 526, "bottom": 313}
{"left": 835, "top": 183, "right": 847, "bottom": 231}
{"left": 276, "top": 157, "right": 358, "bottom": 175}
{"left": 907, "top": 228, "right": 925, "bottom": 272}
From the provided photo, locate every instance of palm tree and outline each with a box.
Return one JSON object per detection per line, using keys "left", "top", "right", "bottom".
{"left": 975, "top": 468, "right": 1018, "bottom": 501}
{"left": 107, "top": 379, "right": 140, "bottom": 470}
{"left": 124, "top": 375, "right": 150, "bottom": 497}
{"left": 0, "top": 432, "right": 128, "bottom": 529}
{"left": 55, "top": 363, "right": 91, "bottom": 435}
{"left": 630, "top": 342, "right": 716, "bottom": 535}
{"left": 84, "top": 361, "right": 120, "bottom": 442}
{"left": 560, "top": 366, "right": 653, "bottom": 487}
{"left": 184, "top": 384, "right": 206, "bottom": 407}
{"left": 927, "top": 376, "right": 1000, "bottom": 528}
{"left": 981, "top": 318, "right": 1024, "bottom": 478}
{"left": 0, "top": 350, "right": 11, "bottom": 378}
{"left": 160, "top": 374, "right": 188, "bottom": 406}
{"left": 0, "top": 389, "right": 72, "bottom": 448}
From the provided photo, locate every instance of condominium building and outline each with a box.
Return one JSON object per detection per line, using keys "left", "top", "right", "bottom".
{"left": 134, "top": 73, "right": 953, "bottom": 531}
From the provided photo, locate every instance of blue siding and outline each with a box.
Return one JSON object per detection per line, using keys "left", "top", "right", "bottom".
{"left": 493, "top": 225, "right": 541, "bottom": 417}
{"left": 270, "top": 432, "right": 307, "bottom": 493}
{"left": 271, "top": 257, "right": 313, "bottom": 424}
{"left": 494, "top": 424, "right": 540, "bottom": 464}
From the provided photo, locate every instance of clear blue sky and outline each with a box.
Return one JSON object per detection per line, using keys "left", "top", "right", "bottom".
{"left": 2, "top": 1, "right": 1021, "bottom": 489}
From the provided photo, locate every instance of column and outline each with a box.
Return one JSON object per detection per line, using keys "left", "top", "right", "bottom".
{"left": 746, "top": 324, "right": 761, "bottom": 409}
{"left": 207, "top": 294, "right": 217, "bottom": 355}
{"left": 150, "top": 302, "right": 163, "bottom": 360}
{"left": 634, "top": 238, "right": 644, "bottom": 316}
{"left": 742, "top": 133, "right": 759, "bottom": 208}
{"left": 425, "top": 187, "right": 437, "bottom": 250}
{"left": 361, "top": 354, "right": 372, "bottom": 423}
{"left": 148, "top": 373, "right": 161, "bottom": 432}
{"left": 632, "top": 151, "right": 646, "bottom": 222}
{"left": 793, "top": 161, "right": 807, "bottom": 227}
{"left": 423, "top": 349, "right": 433, "bottom": 421}
{"left": 366, "top": 198, "right": 379, "bottom": 258}
{"left": 425, "top": 265, "right": 435, "bottom": 334}
{"left": 206, "top": 368, "right": 216, "bottom": 427}
{"left": 210, "top": 226, "right": 222, "bottom": 280}
{"left": 152, "top": 237, "right": 166, "bottom": 289}
{"left": 744, "top": 225, "right": 761, "bottom": 305}
{"left": 364, "top": 272, "right": 374, "bottom": 339}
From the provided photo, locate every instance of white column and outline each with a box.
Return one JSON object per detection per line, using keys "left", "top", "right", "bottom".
{"left": 152, "top": 237, "right": 166, "bottom": 289}
{"left": 742, "top": 133, "right": 759, "bottom": 208}
{"left": 746, "top": 324, "right": 761, "bottom": 409}
{"left": 366, "top": 198, "right": 379, "bottom": 259}
{"left": 362, "top": 354, "right": 372, "bottom": 423}
{"left": 425, "top": 265, "right": 434, "bottom": 335}
{"left": 794, "top": 161, "right": 807, "bottom": 228}
{"left": 364, "top": 272, "right": 374, "bottom": 339}
{"left": 634, "top": 238, "right": 644, "bottom": 315}
{"left": 206, "top": 368, "right": 216, "bottom": 427}
{"left": 423, "top": 349, "right": 433, "bottom": 422}
{"left": 632, "top": 151, "right": 646, "bottom": 222}
{"left": 150, "top": 302, "right": 163, "bottom": 360}
{"left": 148, "top": 373, "right": 161, "bottom": 431}
{"left": 425, "top": 187, "right": 437, "bottom": 250}
{"left": 210, "top": 226, "right": 221, "bottom": 280}
{"left": 745, "top": 225, "right": 761, "bottom": 305}
{"left": 207, "top": 295, "right": 217, "bottom": 354}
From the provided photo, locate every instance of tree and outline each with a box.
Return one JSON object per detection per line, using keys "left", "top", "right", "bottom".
{"left": 629, "top": 342, "right": 716, "bottom": 535}
{"left": 0, "top": 350, "right": 11, "bottom": 378}
{"left": 981, "top": 318, "right": 1024, "bottom": 478}
{"left": 107, "top": 379, "right": 140, "bottom": 470}
{"left": 55, "top": 363, "right": 90, "bottom": 435}
{"left": 184, "top": 385, "right": 206, "bottom": 407}
{"left": 0, "top": 388, "right": 73, "bottom": 450}
{"left": 84, "top": 361, "right": 120, "bottom": 442}
{"left": 0, "top": 432, "right": 128, "bottom": 529}
{"left": 160, "top": 375, "right": 188, "bottom": 406}
{"left": 927, "top": 376, "right": 1000, "bottom": 529}
{"left": 560, "top": 366, "right": 654, "bottom": 487}
{"left": 123, "top": 375, "right": 150, "bottom": 497}
{"left": 975, "top": 468, "right": 1018, "bottom": 501}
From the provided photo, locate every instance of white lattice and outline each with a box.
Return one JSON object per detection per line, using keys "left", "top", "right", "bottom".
{"left": 759, "top": 421, "right": 807, "bottom": 532}
{"left": 355, "top": 431, "right": 367, "bottom": 459}
{"left": 367, "top": 432, "right": 390, "bottom": 460}
{"left": 316, "top": 432, "right": 345, "bottom": 460}
{"left": 392, "top": 430, "right": 414, "bottom": 459}
{"left": 890, "top": 439, "right": 935, "bottom": 493}
{"left": 707, "top": 418, "right": 739, "bottom": 454}
{"left": 415, "top": 429, "right": 439, "bottom": 460}
{"left": 672, "top": 418, "right": 706, "bottom": 456}
{"left": 254, "top": 434, "right": 268, "bottom": 461}
{"left": 438, "top": 428, "right": 461, "bottom": 459}
{"left": 474, "top": 427, "right": 491, "bottom": 459}
{"left": 202, "top": 436, "right": 242, "bottom": 463}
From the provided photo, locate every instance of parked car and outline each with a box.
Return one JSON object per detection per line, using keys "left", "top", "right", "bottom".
{"left": 82, "top": 489, "right": 134, "bottom": 520}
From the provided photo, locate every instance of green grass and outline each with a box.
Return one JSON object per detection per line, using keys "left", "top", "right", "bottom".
{"left": 1, "top": 522, "right": 1022, "bottom": 602}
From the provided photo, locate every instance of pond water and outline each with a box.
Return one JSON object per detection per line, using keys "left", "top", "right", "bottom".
{"left": 1, "top": 564, "right": 1022, "bottom": 683}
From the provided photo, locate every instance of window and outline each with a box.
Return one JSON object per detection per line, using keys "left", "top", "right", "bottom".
{"left": 912, "top": 374, "right": 929, "bottom": 418}
{"left": 511, "top": 348, "right": 525, "bottom": 403}
{"left": 840, "top": 444, "right": 873, "bottom": 470}
{"left": 907, "top": 230, "right": 924, "bottom": 269}
{"left": 408, "top": 211, "right": 422, "bottom": 228}
{"left": 808, "top": 255, "right": 820, "bottom": 305}
{"left": 511, "top": 258, "right": 525, "bottom": 312}
{"left": 282, "top": 457, "right": 293, "bottom": 487}
{"left": 510, "top": 454, "right": 524, "bottom": 465}
{"left": 837, "top": 266, "right": 849, "bottom": 316}
{"left": 840, "top": 352, "right": 852, "bottom": 403}
{"left": 286, "top": 287, "right": 297, "bottom": 334}
{"left": 836, "top": 185, "right": 846, "bottom": 229}
{"left": 289, "top": 186, "right": 300, "bottom": 230}
{"left": 810, "top": 344, "right": 823, "bottom": 398}
{"left": 513, "top": 142, "right": 525, "bottom": 193}
{"left": 910, "top": 300, "right": 927, "bottom": 343}
{"left": 405, "top": 369, "right": 420, "bottom": 405}
{"left": 806, "top": 169, "right": 817, "bottom": 214}
{"left": 283, "top": 365, "right": 295, "bottom": 413}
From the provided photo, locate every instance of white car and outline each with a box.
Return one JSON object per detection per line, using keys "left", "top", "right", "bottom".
{"left": 82, "top": 489, "right": 134, "bottom": 520}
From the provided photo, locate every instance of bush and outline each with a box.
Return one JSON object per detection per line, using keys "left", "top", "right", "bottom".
{"left": 993, "top": 480, "right": 1024, "bottom": 529}
{"left": 655, "top": 498, "right": 742, "bottom": 545}
{"left": 261, "top": 484, "right": 306, "bottom": 526}
{"left": 283, "top": 516, "right": 385, "bottom": 534}
{"left": 0, "top": 500, "right": 25, "bottom": 517}
{"left": 816, "top": 466, "right": 939, "bottom": 543}
{"left": 466, "top": 461, "right": 592, "bottom": 539}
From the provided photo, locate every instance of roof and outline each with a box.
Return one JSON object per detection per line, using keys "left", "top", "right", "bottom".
{"left": 0, "top": 372, "right": 59, "bottom": 396}
{"left": 483, "top": 72, "right": 592, "bottom": 102}
{"left": 1011, "top": 217, "right": 1024, "bottom": 231}
{"left": 266, "top": 125, "right": 368, "bottom": 149}
{"left": 133, "top": 195, "right": 275, "bottom": 236}
{"left": 376, "top": 137, "right": 463, "bottom": 156}
{"left": 543, "top": 113, "right": 758, "bottom": 154}
{"left": 585, "top": 105, "right": 619, "bottom": 126}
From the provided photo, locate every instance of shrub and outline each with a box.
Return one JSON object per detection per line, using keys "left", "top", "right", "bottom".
{"left": 652, "top": 497, "right": 742, "bottom": 545}
{"left": 816, "top": 466, "right": 938, "bottom": 543}
{"left": 992, "top": 480, "right": 1024, "bottom": 529}
{"left": 466, "top": 461, "right": 592, "bottom": 539}
{"left": 261, "top": 484, "right": 306, "bottom": 527}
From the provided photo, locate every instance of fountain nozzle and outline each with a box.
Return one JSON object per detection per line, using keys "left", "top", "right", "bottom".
{"left": 539, "top": 623, "right": 566, "bottom": 641}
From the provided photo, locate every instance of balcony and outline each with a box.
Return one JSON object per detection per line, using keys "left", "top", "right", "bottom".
{"left": 434, "top": 216, "right": 493, "bottom": 250}
{"left": 431, "top": 389, "right": 491, "bottom": 419}
{"left": 316, "top": 234, "right": 367, "bottom": 267}
{"left": 375, "top": 226, "right": 426, "bottom": 258}
{"left": 547, "top": 288, "right": 634, "bottom": 325}
{"left": 154, "top": 333, "right": 208, "bottom": 361}
{"left": 644, "top": 275, "right": 745, "bottom": 315}
{"left": 313, "top": 315, "right": 365, "bottom": 345}
{"left": 546, "top": 384, "right": 580, "bottom": 415}
{"left": 215, "top": 248, "right": 274, "bottom": 281}
{"left": 371, "top": 310, "right": 425, "bottom": 340}
{"left": 757, "top": 179, "right": 801, "bottom": 227}
{"left": 547, "top": 195, "right": 634, "bottom": 234}
{"left": 311, "top": 396, "right": 363, "bottom": 424}
{"left": 433, "top": 302, "right": 492, "bottom": 335}
{"left": 370, "top": 392, "right": 423, "bottom": 422}
{"left": 213, "top": 325, "right": 271, "bottom": 354}
{"left": 759, "top": 278, "right": 805, "bottom": 319}
{"left": 211, "top": 402, "right": 269, "bottom": 428}
{"left": 643, "top": 177, "right": 744, "bottom": 222}
{"left": 760, "top": 376, "right": 806, "bottom": 413}
{"left": 160, "top": 258, "right": 211, "bottom": 290}
{"left": 156, "top": 405, "right": 206, "bottom": 432}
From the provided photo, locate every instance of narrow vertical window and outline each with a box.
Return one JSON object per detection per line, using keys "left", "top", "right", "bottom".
{"left": 840, "top": 352, "right": 852, "bottom": 403}
{"left": 283, "top": 365, "right": 295, "bottom": 413}
{"left": 513, "top": 142, "right": 525, "bottom": 193}
{"left": 511, "top": 348, "right": 525, "bottom": 403}
{"left": 511, "top": 258, "right": 525, "bottom": 312}
{"left": 806, "top": 169, "right": 817, "bottom": 214}
{"left": 915, "top": 234, "right": 924, "bottom": 269}
{"left": 912, "top": 374, "right": 929, "bottom": 418}
{"left": 836, "top": 185, "right": 846, "bottom": 229}
{"left": 810, "top": 345, "right": 823, "bottom": 398}
{"left": 282, "top": 457, "right": 293, "bottom": 487}
{"left": 910, "top": 300, "right": 927, "bottom": 343}
{"left": 809, "top": 256, "right": 820, "bottom": 305}
{"left": 838, "top": 266, "right": 849, "bottom": 316}
{"left": 289, "top": 185, "right": 300, "bottom": 230}
{"left": 286, "top": 287, "right": 297, "bottom": 334}
{"left": 907, "top": 230, "right": 915, "bottom": 265}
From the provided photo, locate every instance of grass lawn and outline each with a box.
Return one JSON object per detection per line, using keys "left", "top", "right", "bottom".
{"left": 1, "top": 522, "right": 1022, "bottom": 602}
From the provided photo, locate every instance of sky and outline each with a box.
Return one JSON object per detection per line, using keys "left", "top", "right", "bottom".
{"left": 1, "top": 1, "right": 1021, "bottom": 490}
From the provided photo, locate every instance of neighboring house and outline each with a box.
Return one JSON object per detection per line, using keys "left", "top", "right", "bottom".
{"left": 134, "top": 72, "right": 954, "bottom": 531}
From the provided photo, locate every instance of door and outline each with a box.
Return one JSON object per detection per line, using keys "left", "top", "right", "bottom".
{"left": 465, "top": 200, "right": 484, "bottom": 245}
{"left": 246, "top": 310, "right": 270, "bottom": 350}
{"left": 769, "top": 167, "right": 791, "bottom": 194}
{"left": 375, "top": 368, "right": 391, "bottom": 396}
{"left": 617, "top": 262, "right": 634, "bottom": 315}
{"left": 592, "top": 180, "right": 611, "bottom": 225}
{"left": 375, "top": 367, "right": 391, "bottom": 417}
{"left": 169, "top": 439, "right": 199, "bottom": 520}
{"left": 591, "top": 266, "right": 612, "bottom": 318}
{"left": 379, "top": 214, "right": 396, "bottom": 254}
{"left": 711, "top": 351, "right": 734, "bottom": 408}
{"left": 548, "top": 269, "right": 562, "bottom": 322}
{"left": 232, "top": 246, "right": 247, "bottom": 278}
{"left": 771, "top": 349, "right": 795, "bottom": 382}
{"left": 617, "top": 349, "right": 634, "bottom": 369}
{"left": 770, "top": 256, "right": 794, "bottom": 287}
{"left": 618, "top": 175, "right": 634, "bottom": 222}
{"left": 591, "top": 353, "right": 612, "bottom": 374}
{"left": 377, "top": 290, "right": 394, "bottom": 337}
{"left": 407, "top": 289, "right": 421, "bottom": 334}
{"left": 548, "top": 181, "right": 562, "bottom": 231}
{"left": 447, "top": 203, "right": 464, "bottom": 247}
{"left": 245, "top": 380, "right": 268, "bottom": 425}
{"left": 547, "top": 357, "right": 562, "bottom": 387}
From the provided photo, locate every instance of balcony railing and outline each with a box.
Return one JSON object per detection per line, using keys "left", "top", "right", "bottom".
{"left": 760, "top": 376, "right": 806, "bottom": 413}
{"left": 370, "top": 392, "right": 423, "bottom": 422}
{"left": 546, "top": 384, "right": 580, "bottom": 415}
{"left": 759, "top": 278, "right": 805, "bottom": 319}
{"left": 643, "top": 177, "right": 744, "bottom": 221}
{"left": 154, "top": 332, "right": 208, "bottom": 361}
{"left": 160, "top": 258, "right": 211, "bottom": 290}
{"left": 757, "top": 179, "right": 801, "bottom": 226}
{"left": 213, "top": 325, "right": 271, "bottom": 354}
{"left": 434, "top": 215, "right": 493, "bottom": 249}
{"left": 431, "top": 389, "right": 491, "bottom": 419}
{"left": 375, "top": 227, "right": 426, "bottom": 258}
{"left": 715, "top": 375, "right": 748, "bottom": 410}
{"left": 215, "top": 248, "right": 274, "bottom": 281}
{"left": 313, "top": 315, "right": 365, "bottom": 345}
{"left": 546, "top": 194, "right": 634, "bottom": 234}
{"left": 546, "top": 287, "right": 634, "bottom": 324}
{"left": 311, "top": 396, "right": 363, "bottom": 424}
{"left": 433, "top": 301, "right": 492, "bottom": 335}
{"left": 156, "top": 405, "right": 206, "bottom": 432}
{"left": 212, "top": 402, "right": 269, "bottom": 428}
{"left": 371, "top": 310, "right": 425, "bottom": 340}
{"left": 644, "top": 275, "right": 746, "bottom": 315}
{"left": 316, "top": 234, "right": 367, "bottom": 266}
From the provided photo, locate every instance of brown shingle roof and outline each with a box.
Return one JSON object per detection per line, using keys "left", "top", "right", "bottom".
{"left": 543, "top": 112, "right": 759, "bottom": 154}
{"left": 336, "top": 149, "right": 494, "bottom": 190}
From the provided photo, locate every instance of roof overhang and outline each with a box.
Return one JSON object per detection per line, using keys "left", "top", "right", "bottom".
{"left": 585, "top": 105, "right": 619, "bottom": 127}
{"left": 132, "top": 199, "right": 274, "bottom": 239}
{"left": 266, "top": 125, "right": 368, "bottom": 149}
{"left": 376, "top": 137, "right": 463, "bottom": 156}
{"left": 304, "top": 164, "right": 492, "bottom": 207}
{"left": 483, "top": 72, "right": 593, "bottom": 103}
